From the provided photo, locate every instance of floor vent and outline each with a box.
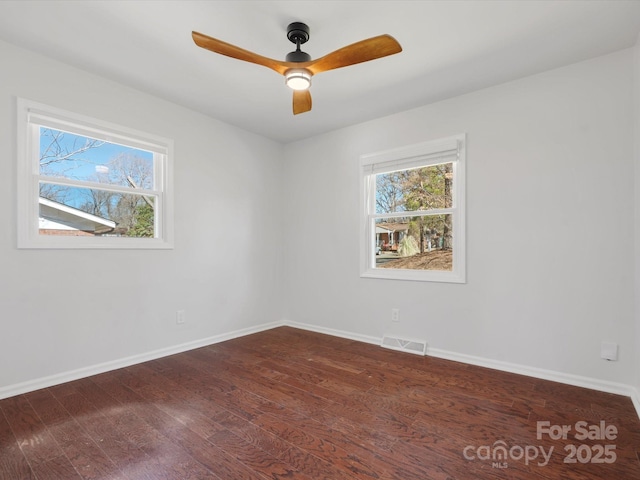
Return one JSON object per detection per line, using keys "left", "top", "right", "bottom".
{"left": 381, "top": 335, "right": 427, "bottom": 356}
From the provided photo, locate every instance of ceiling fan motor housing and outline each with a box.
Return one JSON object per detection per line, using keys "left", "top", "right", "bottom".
{"left": 286, "top": 22, "right": 311, "bottom": 62}
{"left": 287, "top": 22, "right": 309, "bottom": 45}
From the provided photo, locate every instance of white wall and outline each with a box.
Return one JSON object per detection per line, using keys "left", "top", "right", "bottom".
{"left": 283, "top": 49, "right": 636, "bottom": 386}
{"left": 0, "top": 39, "right": 284, "bottom": 393}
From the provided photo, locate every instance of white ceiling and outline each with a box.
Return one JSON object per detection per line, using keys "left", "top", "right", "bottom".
{"left": 1, "top": 1, "right": 639, "bottom": 144}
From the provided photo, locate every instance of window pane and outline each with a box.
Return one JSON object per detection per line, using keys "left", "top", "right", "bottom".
{"left": 39, "top": 183, "right": 156, "bottom": 238}
{"left": 375, "top": 163, "right": 453, "bottom": 214}
{"left": 374, "top": 215, "right": 452, "bottom": 271}
{"left": 39, "top": 127, "right": 155, "bottom": 189}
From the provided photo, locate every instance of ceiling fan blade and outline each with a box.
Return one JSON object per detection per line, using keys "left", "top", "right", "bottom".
{"left": 293, "top": 90, "right": 312, "bottom": 115}
{"left": 192, "top": 31, "right": 289, "bottom": 75}
{"left": 307, "top": 34, "right": 402, "bottom": 75}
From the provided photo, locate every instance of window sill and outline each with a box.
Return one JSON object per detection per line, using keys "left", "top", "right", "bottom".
{"left": 18, "top": 235, "right": 173, "bottom": 250}
{"left": 360, "top": 268, "right": 465, "bottom": 284}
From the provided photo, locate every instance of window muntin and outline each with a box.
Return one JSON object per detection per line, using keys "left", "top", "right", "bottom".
{"left": 360, "top": 135, "right": 465, "bottom": 283}
{"left": 17, "top": 98, "right": 173, "bottom": 249}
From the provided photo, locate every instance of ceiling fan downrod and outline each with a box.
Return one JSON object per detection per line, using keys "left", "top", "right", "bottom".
{"left": 286, "top": 22, "right": 311, "bottom": 63}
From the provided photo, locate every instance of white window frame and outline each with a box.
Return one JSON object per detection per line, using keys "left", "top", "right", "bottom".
{"left": 16, "top": 98, "right": 174, "bottom": 249}
{"left": 360, "top": 134, "right": 466, "bottom": 283}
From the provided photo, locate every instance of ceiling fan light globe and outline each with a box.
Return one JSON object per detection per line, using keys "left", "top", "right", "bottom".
{"left": 285, "top": 69, "right": 311, "bottom": 90}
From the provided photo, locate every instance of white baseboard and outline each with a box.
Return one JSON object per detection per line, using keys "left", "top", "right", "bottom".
{"left": 284, "top": 320, "right": 381, "bottom": 346}
{"left": 285, "top": 321, "right": 640, "bottom": 419}
{"left": 4, "top": 319, "right": 640, "bottom": 422}
{"left": 631, "top": 388, "right": 640, "bottom": 419}
{"left": 0, "top": 320, "right": 283, "bottom": 401}
{"left": 427, "top": 347, "right": 637, "bottom": 399}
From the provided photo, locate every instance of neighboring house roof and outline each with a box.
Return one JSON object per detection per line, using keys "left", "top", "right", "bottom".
{"left": 39, "top": 197, "right": 116, "bottom": 233}
{"left": 376, "top": 222, "right": 409, "bottom": 234}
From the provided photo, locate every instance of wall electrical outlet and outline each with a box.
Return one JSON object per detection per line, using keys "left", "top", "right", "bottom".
{"left": 391, "top": 308, "right": 400, "bottom": 322}
{"left": 176, "top": 310, "right": 186, "bottom": 325}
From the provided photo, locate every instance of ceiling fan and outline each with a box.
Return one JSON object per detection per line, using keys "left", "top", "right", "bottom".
{"left": 192, "top": 22, "right": 402, "bottom": 115}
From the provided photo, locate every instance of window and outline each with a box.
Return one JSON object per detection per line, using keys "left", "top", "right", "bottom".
{"left": 17, "top": 98, "right": 173, "bottom": 249}
{"left": 360, "top": 134, "right": 465, "bottom": 283}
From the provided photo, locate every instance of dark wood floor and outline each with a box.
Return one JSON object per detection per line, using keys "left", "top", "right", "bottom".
{"left": 1, "top": 327, "right": 639, "bottom": 479}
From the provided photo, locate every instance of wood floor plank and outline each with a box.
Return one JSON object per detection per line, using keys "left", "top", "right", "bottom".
{"left": 0, "top": 394, "right": 65, "bottom": 467}
{"left": 252, "top": 411, "right": 387, "bottom": 479}
{"left": 30, "top": 455, "right": 84, "bottom": 480}
{"left": 207, "top": 428, "right": 313, "bottom": 480}
{"left": 1, "top": 326, "right": 639, "bottom": 479}
{"left": 0, "top": 406, "right": 36, "bottom": 480}
{"left": 47, "top": 420, "right": 125, "bottom": 480}
{"left": 209, "top": 411, "right": 292, "bottom": 459}
{"left": 24, "top": 388, "right": 74, "bottom": 426}
{"left": 50, "top": 388, "right": 160, "bottom": 480}
{"left": 88, "top": 373, "right": 222, "bottom": 480}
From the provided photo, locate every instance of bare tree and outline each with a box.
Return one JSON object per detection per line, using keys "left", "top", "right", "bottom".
{"left": 107, "top": 153, "right": 153, "bottom": 190}
{"left": 79, "top": 189, "right": 113, "bottom": 217}
{"left": 376, "top": 171, "right": 405, "bottom": 213}
{"left": 38, "top": 129, "right": 105, "bottom": 202}
{"left": 104, "top": 153, "right": 153, "bottom": 229}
